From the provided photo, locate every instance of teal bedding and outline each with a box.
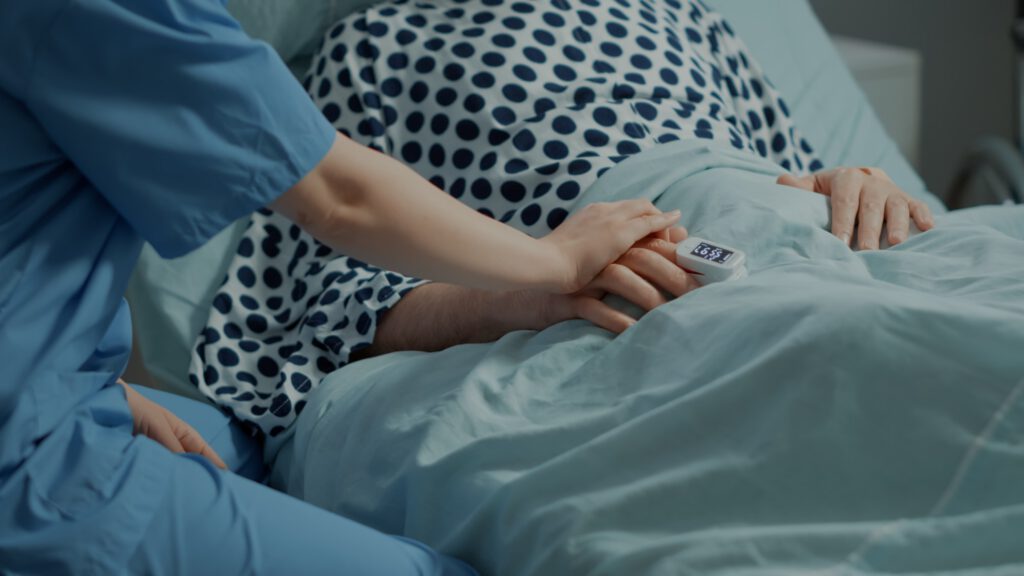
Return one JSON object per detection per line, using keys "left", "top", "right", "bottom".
{"left": 274, "top": 140, "right": 1024, "bottom": 575}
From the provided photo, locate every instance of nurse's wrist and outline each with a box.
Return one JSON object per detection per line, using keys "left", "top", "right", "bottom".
{"left": 524, "top": 238, "right": 575, "bottom": 294}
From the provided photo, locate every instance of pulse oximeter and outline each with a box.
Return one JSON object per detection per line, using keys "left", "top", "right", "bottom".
{"left": 675, "top": 237, "right": 747, "bottom": 284}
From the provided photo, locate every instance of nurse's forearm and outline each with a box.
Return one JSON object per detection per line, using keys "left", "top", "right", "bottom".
{"left": 273, "top": 134, "right": 568, "bottom": 292}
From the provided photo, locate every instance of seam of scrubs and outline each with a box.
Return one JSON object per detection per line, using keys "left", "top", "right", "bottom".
{"left": 23, "top": 465, "right": 111, "bottom": 573}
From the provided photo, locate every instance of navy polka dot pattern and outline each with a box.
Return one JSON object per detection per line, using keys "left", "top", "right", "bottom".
{"left": 191, "top": 0, "right": 822, "bottom": 436}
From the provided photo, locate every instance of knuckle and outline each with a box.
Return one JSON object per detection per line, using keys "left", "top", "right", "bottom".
{"left": 886, "top": 198, "right": 908, "bottom": 212}
{"left": 836, "top": 167, "right": 859, "bottom": 181}
{"left": 605, "top": 262, "right": 629, "bottom": 279}
{"left": 833, "top": 197, "right": 856, "bottom": 211}
{"left": 622, "top": 247, "right": 645, "bottom": 262}
{"left": 627, "top": 246, "right": 658, "bottom": 262}
{"left": 651, "top": 238, "right": 676, "bottom": 251}
{"left": 835, "top": 194, "right": 857, "bottom": 207}
{"left": 668, "top": 273, "right": 691, "bottom": 297}
{"left": 639, "top": 285, "right": 662, "bottom": 307}
{"left": 861, "top": 166, "right": 889, "bottom": 180}
{"left": 862, "top": 200, "right": 883, "bottom": 213}
{"left": 633, "top": 237, "right": 661, "bottom": 251}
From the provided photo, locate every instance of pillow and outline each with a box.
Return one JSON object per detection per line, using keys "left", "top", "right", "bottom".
{"left": 126, "top": 220, "right": 247, "bottom": 401}
{"left": 227, "top": 0, "right": 382, "bottom": 65}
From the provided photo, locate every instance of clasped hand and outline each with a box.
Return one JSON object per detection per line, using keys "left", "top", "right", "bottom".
{"left": 530, "top": 199, "right": 699, "bottom": 334}
{"left": 548, "top": 227, "right": 697, "bottom": 333}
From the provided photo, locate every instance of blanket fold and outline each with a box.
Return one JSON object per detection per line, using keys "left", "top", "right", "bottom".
{"left": 275, "top": 141, "right": 1024, "bottom": 575}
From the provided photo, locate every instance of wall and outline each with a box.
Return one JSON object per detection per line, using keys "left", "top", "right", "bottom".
{"left": 808, "top": 0, "right": 1016, "bottom": 201}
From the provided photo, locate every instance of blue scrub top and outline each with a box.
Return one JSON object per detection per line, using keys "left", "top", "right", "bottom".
{"left": 0, "top": 0, "right": 333, "bottom": 568}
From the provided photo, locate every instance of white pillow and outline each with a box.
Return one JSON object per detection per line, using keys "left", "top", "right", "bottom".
{"left": 227, "top": 0, "right": 383, "bottom": 64}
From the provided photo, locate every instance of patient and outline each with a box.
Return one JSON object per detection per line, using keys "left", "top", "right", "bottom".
{"left": 190, "top": 0, "right": 934, "bottom": 437}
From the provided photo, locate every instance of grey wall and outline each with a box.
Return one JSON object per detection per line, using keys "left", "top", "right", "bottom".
{"left": 808, "top": 0, "right": 1016, "bottom": 201}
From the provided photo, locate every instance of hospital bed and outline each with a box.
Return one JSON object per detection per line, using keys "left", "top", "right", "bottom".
{"left": 125, "top": 1, "right": 1024, "bottom": 573}
{"left": 126, "top": 0, "right": 940, "bottom": 400}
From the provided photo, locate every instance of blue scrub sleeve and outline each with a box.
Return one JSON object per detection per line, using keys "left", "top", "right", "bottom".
{"left": 25, "top": 0, "right": 335, "bottom": 258}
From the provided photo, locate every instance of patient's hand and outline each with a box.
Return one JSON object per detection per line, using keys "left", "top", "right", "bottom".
{"left": 777, "top": 167, "right": 935, "bottom": 250}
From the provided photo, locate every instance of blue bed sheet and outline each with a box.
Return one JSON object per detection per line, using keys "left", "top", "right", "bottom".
{"left": 273, "top": 140, "right": 1024, "bottom": 575}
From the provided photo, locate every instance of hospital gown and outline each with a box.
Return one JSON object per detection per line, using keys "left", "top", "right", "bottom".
{"left": 0, "top": 0, "right": 474, "bottom": 573}
{"left": 192, "top": 0, "right": 823, "bottom": 436}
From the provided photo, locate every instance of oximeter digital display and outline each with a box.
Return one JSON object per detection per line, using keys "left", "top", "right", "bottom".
{"left": 689, "top": 242, "right": 734, "bottom": 265}
{"left": 675, "top": 237, "right": 747, "bottom": 284}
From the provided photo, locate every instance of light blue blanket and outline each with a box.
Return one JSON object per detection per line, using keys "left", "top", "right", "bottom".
{"left": 273, "top": 141, "right": 1024, "bottom": 575}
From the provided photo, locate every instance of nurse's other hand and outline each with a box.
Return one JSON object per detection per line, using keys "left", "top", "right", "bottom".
{"left": 118, "top": 382, "right": 228, "bottom": 470}
{"left": 540, "top": 200, "right": 683, "bottom": 293}
{"left": 531, "top": 227, "right": 698, "bottom": 333}
{"left": 777, "top": 167, "right": 934, "bottom": 250}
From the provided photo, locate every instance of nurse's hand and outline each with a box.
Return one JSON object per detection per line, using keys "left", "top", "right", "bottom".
{"left": 540, "top": 200, "right": 683, "bottom": 293}
{"left": 777, "top": 167, "right": 934, "bottom": 250}
{"left": 538, "top": 227, "right": 697, "bottom": 332}
{"left": 118, "top": 382, "right": 228, "bottom": 470}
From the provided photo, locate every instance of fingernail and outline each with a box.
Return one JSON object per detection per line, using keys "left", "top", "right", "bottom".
{"left": 839, "top": 233, "right": 850, "bottom": 245}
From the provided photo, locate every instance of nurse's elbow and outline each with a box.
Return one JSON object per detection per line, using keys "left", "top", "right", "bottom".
{"left": 271, "top": 135, "right": 372, "bottom": 241}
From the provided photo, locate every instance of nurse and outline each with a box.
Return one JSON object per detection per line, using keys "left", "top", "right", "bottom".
{"left": 0, "top": 0, "right": 682, "bottom": 573}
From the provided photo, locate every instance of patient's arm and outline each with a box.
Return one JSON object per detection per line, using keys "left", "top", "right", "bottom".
{"left": 356, "top": 234, "right": 696, "bottom": 358}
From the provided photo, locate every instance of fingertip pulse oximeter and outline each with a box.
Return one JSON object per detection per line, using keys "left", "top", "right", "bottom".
{"left": 675, "top": 237, "right": 747, "bottom": 284}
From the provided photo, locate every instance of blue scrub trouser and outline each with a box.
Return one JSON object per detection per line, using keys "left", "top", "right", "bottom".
{"left": 127, "top": 386, "right": 477, "bottom": 576}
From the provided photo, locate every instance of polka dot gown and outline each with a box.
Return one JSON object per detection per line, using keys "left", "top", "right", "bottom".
{"left": 190, "top": 0, "right": 823, "bottom": 436}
